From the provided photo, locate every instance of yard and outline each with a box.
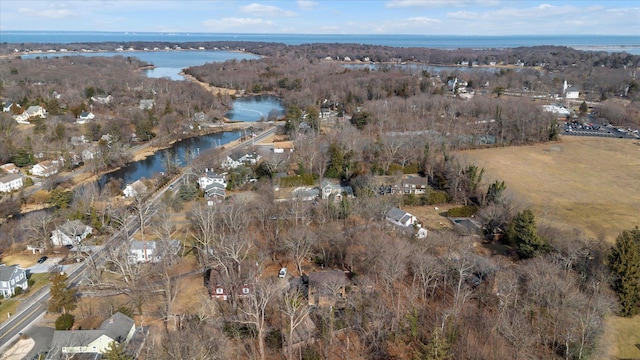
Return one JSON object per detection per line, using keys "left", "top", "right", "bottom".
{"left": 458, "top": 136, "right": 640, "bottom": 360}
{"left": 0, "top": 273, "right": 49, "bottom": 324}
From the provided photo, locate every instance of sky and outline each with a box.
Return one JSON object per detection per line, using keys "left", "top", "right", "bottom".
{"left": 0, "top": 0, "right": 639, "bottom": 36}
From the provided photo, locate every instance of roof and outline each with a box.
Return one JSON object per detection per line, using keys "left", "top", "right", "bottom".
{"left": 0, "top": 173, "right": 21, "bottom": 184}
{"left": 51, "top": 312, "right": 134, "bottom": 352}
{"left": 0, "top": 264, "right": 22, "bottom": 281}
{"left": 57, "top": 220, "right": 90, "bottom": 236}
{"left": 308, "top": 270, "right": 350, "bottom": 288}
{"left": 130, "top": 240, "right": 157, "bottom": 251}
{"left": 36, "top": 160, "right": 54, "bottom": 169}
{"left": 274, "top": 141, "right": 294, "bottom": 149}
{"left": 386, "top": 207, "right": 412, "bottom": 223}
{"left": 99, "top": 312, "right": 135, "bottom": 343}
{"left": 403, "top": 176, "right": 428, "bottom": 186}
{"left": 0, "top": 163, "right": 18, "bottom": 171}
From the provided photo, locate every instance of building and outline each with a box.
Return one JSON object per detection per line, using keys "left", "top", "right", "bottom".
{"left": 307, "top": 270, "right": 350, "bottom": 307}
{"left": 0, "top": 264, "right": 28, "bottom": 297}
{"left": 320, "top": 180, "right": 354, "bottom": 201}
{"left": 203, "top": 182, "right": 226, "bottom": 201}
{"left": 31, "top": 160, "right": 58, "bottom": 177}
{"left": 82, "top": 144, "right": 102, "bottom": 162}
{"left": 50, "top": 220, "right": 93, "bottom": 247}
{"left": 0, "top": 163, "right": 19, "bottom": 174}
{"left": 385, "top": 207, "right": 428, "bottom": 239}
{"left": 139, "top": 99, "right": 155, "bottom": 110}
{"left": 197, "top": 171, "right": 227, "bottom": 189}
{"left": 77, "top": 111, "right": 95, "bottom": 124}
{"left": 128, "top": 240, "right": 181, "bottom": 263}
{"left": 273, "top": 141, "right": 295, "bottom": 153}
{"left": 205, "top": 267, "right": 253, "bottom": 301}
{"left": 24, "top": 105, "right": 47, "bottom": 119}
{"left": 123, "top": 180, "right": 148, "bottom": 198}
{"left": 50, "top": 312, "right": 135, "bottom": 357}
{"left": 222, "top": 152, "right": 261, "bottom": 170}
{"left": 91, "top": 94, "right": 113, "bottom": 104}
{"left": 0, "top": 173, "right": 24, "bottom": 193}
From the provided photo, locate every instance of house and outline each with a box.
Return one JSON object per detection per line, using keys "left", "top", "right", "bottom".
{"left": 197, "top": 171, "right": 227, "bottom": 189}
{"left": 193, "top": 111, "right": 207, "bottom": 122}
{"left": 24, "top": 105, "right": 47, "bottom": 119}
{"left": 385, "top": 207, "right": 428, "bottom": 239}
{"left": 50, "top": 220, "right": 93, "bottom": 247}
{"left": 123, "top": 180, "right": 147, "bottom": 198}
{"left": 0, "top": 173, "right": 24, "bottom": 193}
{"left": 400, "top": 176, "right": 429, "bottom": 195}
{"left": 2, "top": 101, "right": 20, "bottom": 113}
{"left": 50, "top": 312, "right": 135, "bottom": 357}
{"left": 203, "top": 182, "right": 226, "bottom": 201}
{"left": 91, "top": 94, "right": 113, "bottom": 104}
{"left": 307, "top": 270, "right": 350, "bottom": 307}
{"left": 70, "top": 135, "right": 90, "bottom": 146}
{"left": 273, "top": 141, "right": 294, "bottom": 153}
{"left": 0, "top": 163, "right": 19, "bottom": 174}
{"left": 139, "top": 99, "right": 155, "bottom": 110}
{"left": 205, "top": 268, "right": 253, "bottom": 301}
{"left": 12, "top": 112, "right": 30, "bottom": 124}
{"left": 0, "top": 264, "right": 28, "bottom": 297}
{"left": 77, "top": 111, "right": 95, "bottom": 124}
{"left": 82, "top": 144, "right": 102, "bottom": 162}
{"left": 31, "top": 160, "right": 58, "bottom": 177}
{"left": 449, "top": 217, "right": 482, "bottom": 235}
{"left": 128, "top": 240, "right": 181, "bottom": 263}
{"left": 222, "top": 152, "right": 261, "bottom": 170}
{"left": 320, "top": 180, "right": 354, "bottom": 201}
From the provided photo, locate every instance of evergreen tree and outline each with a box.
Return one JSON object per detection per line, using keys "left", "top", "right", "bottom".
{"left": 55, "top": 313, "right": 75, "bottom": 330}
{"left": 420, "top": 326, "right": 451, "bottom": 360}
{"left": 508, "top": 209, "right": 548, "bottom": 258}
{"left": 49, "top": 272, "right": 77, "bottom": 314}
{"left": 609, "top": 227, "right": 640, "bottom": 317}
{"left": 486, "top": 180, "right": 507, "bottom": 204}
{"left": 103, "top": 341, "right": 134, "bottom": 360}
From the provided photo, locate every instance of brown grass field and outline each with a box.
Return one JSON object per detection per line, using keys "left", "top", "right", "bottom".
{"left": 458, "top": 136, "right": 640, "bottom": 242}
{"left": 458, "top": 136, "right": 640, "bottom": 359}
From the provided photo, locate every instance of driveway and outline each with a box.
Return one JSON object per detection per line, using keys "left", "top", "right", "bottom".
{"left": 26, "top": 257, "right": 64, "bottom": 274}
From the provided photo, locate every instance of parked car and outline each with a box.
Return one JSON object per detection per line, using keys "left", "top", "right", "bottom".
{"left": 278, "top": 267, "right": 287, "bottom": 278}
{"left": 37, "top": 256, "right": 48, "bottom": 264}
{"left": 65, "top": 244, "right": 73, "bottom": 249}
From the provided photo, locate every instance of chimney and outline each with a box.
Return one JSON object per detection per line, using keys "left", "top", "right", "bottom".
{"left": 143, "top": 243, "right": 148, "bottom": 261}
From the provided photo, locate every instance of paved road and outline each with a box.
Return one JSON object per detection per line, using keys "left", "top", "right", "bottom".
{"left": 0, "top": 125, "right": 278, "bottom": 352}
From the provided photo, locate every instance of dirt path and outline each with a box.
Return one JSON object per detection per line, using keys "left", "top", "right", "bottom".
{"left": 181, "top": 72, "right": 237, "bottom": 96}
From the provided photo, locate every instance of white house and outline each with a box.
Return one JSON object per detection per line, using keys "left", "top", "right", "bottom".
{"left": 128, "top": 240, "right": 181, "bottom": 264}
{"left": 12, "top": 112, "right": 30, "bottom": 124}
{"left": 385, "top": 207, "right": 428, "bottom": 239}
{"left": 82, "top": 144, "right": 102, "bottom": 162}
{"left": 273, "top": 141, "right": 294, "bottom": 153}
{"left": 31, "top": 160, "right": 58, "bottom": 177}
{"left": 198, "top": 171, "right": 227, "bottom": 189}
{"left": 50, "top": 220, "right": 93, "bottom": 247}
{"left": 123, "top": 180, "right": 148, "bottom": 198}
{"left": 139, "top": 99, "right": 155, "bottom": 110}
{"left": 203, "top": 182, "right": 226, "bottom": 201}
{"left": 565, "top": 87, "right": 579, "bottom": 99}
{"left": 0, "top": 264, "right": 28, "bottom": 297}
{"left": 91, "top": 94, "right": 113, "bottom": 104}
{"left": 2, "top": 101, "right": 19, "bottom": 113}
{"left": 50, "top": 312, "right": 135, "bottom": 356}
{"left": 0, "top": 163, "right": 19, "bottom": 174}
{"left": 24, "top": 105, "right": 47, "bottom": 119}
{"left": 77, "top": 111, "right": 95, "bottom": 124}
{"left": 222, "top": 152, "right": 261, "bottom": 170}
{"left": 0, "top": 173, "right": 24, "bottom": 193}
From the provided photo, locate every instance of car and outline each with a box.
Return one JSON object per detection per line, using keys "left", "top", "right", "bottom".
{"left": 65, "top": 244, "right": 73, "bottom": 249}
{"left": 278, "top": 267, "right": 287, "bottom": 278}
{"left": 169, "top": 184, "right": 174, "bottom": 189}
{"left": 37, "top": 256, "right": 48, "bottom": 264}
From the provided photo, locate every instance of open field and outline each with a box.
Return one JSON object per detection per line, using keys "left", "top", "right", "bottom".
{"left": 459, "top": 136, "right": 640, "bottom": 360}
{"left": 458, "top": 136, "right": 640, "bottom": 243}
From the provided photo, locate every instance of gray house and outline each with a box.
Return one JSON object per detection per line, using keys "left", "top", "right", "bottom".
{"left": 0, "top": 264, "right": 28, "bottom": 297}
{"left": 50, "top": 312, "right": 135, "bottom": 357}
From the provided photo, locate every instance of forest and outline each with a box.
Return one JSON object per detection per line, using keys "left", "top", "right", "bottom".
{"left": 0, "top": 42, "right": 639, "bottom": 359}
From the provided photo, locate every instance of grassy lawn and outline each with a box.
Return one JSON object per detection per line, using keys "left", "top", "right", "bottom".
{"left": 458, "top": 136, "right": 640, "bottom": 359}
{"left": 459, "top": 136, "right": 640, "bottom": 243}
{"left": 0, "top": 273, "right": 50, "bottom": 324}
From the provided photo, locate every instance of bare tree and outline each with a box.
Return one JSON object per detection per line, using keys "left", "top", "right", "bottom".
{"left": 284, "top": 225, "right": 317, "bottom": 276}
{"left": 281, "top": 289, "right": 311, "bottom": 360}
{"left": 237, "top": 279, "right": 279, "bottom": 360}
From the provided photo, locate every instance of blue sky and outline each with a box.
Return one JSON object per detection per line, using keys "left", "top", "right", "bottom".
{"left": 1, "top": 0, "right": 639, "bottom": 35}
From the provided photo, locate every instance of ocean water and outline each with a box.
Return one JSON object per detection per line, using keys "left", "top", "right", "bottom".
{"left": 21, "top": 50, "right": 261, "bottom": 80}
{"left": 2, "top": 31, "right": 639, "bottom": 54}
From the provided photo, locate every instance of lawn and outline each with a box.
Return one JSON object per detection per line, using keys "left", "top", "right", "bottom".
{"left": 458, "top": 136, "right": 640, "bottom": 243}
{"left": 458, "top": 136, "right": 640, "bottom": 360}
{"left": 0, "top": 273, "right": 49, "bottom": 324}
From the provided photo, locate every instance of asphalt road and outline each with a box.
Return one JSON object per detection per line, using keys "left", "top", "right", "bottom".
{"left": 0, "top": 125, "right": 278, "bottom": 352}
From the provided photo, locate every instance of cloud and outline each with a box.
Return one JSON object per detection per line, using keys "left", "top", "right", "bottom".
{"left": 297, "top": 0, "right": 318, "bottom": 11}
{"left": 386, "top": 0, "right": 499, "bottom": 8}
{"left": 240, "top": 3, "right": 297, "bottom": 17}
{"left": 407, "top": 17, "right": 441, "bottom": 24}
{"left": 18, "top": 7, "right": 75, "bottom": 19}
{"left": 203, "top": 17, "right": 274, "bottom": 31}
